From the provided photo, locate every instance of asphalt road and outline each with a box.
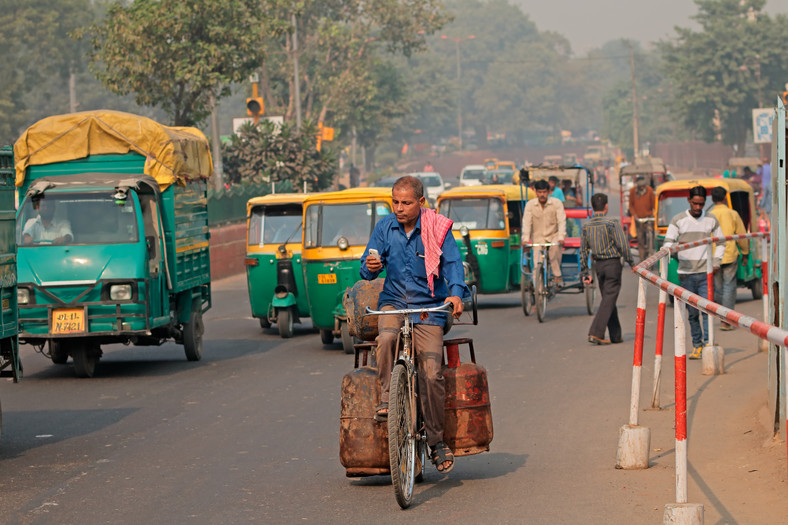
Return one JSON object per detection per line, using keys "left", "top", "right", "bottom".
{"left": 0, "top": 195, "right": 785, "bottom": 523}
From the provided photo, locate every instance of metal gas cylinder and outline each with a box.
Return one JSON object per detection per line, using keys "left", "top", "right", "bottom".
{"left": 343, "top": 279, "right": 385, "bottom": 341}
{"left": 442, "top": 338, "right": 493, "bottom": 457}
{"left": 339, "top": 344, "right": 389, "bottom": 476}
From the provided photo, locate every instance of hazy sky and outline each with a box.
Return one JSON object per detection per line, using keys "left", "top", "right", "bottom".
{"left": 514, "top": 0, "right": 788, "bottom": 54}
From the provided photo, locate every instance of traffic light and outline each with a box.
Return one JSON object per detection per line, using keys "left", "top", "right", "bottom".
{"left": 246, "top": 97, "right": 264, "bottom": 118}
{"left": 782, "top": 91, "right": 788, "bottom": 106}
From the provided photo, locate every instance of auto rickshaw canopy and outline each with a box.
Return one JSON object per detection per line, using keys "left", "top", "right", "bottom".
{"left": 439, "top": 183, "right": 535, "bottom": 202}
{"left": 13, "top": 110, "right": 213, "bottom": 190}
{"left": 246, "top": 192, "right": 312, "bottom": 217}
{"left": 655, "top": 178, "right": 756, "bottom": 230}
{"left": 620, "top": 157, "right": 667, "bottom": 177}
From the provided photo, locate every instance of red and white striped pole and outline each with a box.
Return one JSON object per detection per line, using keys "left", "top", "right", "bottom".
{"left": 664, "top": 296, "right": 704, "bottom": 521}
{"left": 706, "top": 245, "right": 715, "bottom": 348}
{"left": 674, "top": 297, "right": 688, "bottom": 501}
{"left": 650, "top": 257, "right": 667, "bottom": 409}
{"left": 616, "top": 275, "right": 650, "bottom": 470}
{"left": 760, "top": 237, "right": 769, "bottom": 352}
{"left": 630, "top": 277, "right": 647, "bottom": 425}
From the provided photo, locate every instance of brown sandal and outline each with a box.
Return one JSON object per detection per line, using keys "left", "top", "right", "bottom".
{"left": 374, "top": 403, "right": 388, "bottom": 422}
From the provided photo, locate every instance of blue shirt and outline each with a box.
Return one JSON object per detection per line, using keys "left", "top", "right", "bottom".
{"left": 551, "top": 187, "right": 565, "bottom": 202}
{"left": 759, "top": 162, "right": 771, "bottom": 187}
{"left": 360, "top": 213, "right": 470, "bottom": 326}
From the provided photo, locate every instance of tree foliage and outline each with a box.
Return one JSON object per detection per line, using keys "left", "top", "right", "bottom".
{"left": 88, "top": 0, "right": 283, "bottom": 126}
{"left": 659, "top": 0, "right": 788, "bottom": 150}
{"left": 222, "top": 121, "right": 337, "bottom": 191}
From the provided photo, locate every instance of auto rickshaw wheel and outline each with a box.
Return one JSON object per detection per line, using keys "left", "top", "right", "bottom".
{"left": 320, "top": 328, "right": 334, "bottom": 345}
{"left": 277, "top": 308, "right": 294, "bottom": 338}
{"left": 341, "top": 321, "right": 355, "bottom": 354}
{"left": 72, "top": 343, "right": 99, "bottom": 378}
{"left": 259, "top": 317, "right": 271, "bottom": 330}
{"left": 183, "top": 310, "right": 204, "bottom": 362}
{"left": 750, "top": 276, "right": 763, "bottom": 300}
{"left": 49, "top": 340, "right": 68, "bottom": 364}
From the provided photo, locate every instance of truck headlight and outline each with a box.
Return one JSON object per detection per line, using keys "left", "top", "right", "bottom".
{"left": 17, "top": 288, "right": 29, "bottom": 305}
{"left": 110, "top": 284, "right": 132, "bottom": 301}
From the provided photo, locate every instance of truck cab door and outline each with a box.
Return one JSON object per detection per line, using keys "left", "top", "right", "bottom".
{"left": 137, "top": 191, "right": 165, "bottom": 319}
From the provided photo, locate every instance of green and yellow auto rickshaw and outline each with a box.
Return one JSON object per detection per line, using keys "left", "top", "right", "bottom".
{"left": 655, "top": 178, "right": 762, "bottom": 298}
{"left": 245, "top": 193, "right": 311, "bottom": 338}
{"left": 437, "top": 184, "right": 534, "bottom": 295}
{"left": 302, "top": 188, "right": 393, "bottom": 353}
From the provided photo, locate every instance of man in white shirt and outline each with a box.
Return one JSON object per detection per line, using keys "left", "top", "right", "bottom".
{"left": 522, "top": 179, "right": 567, "bottom": 287}
{"left": 22, "top": 199, "right": 73, "bottom": 244}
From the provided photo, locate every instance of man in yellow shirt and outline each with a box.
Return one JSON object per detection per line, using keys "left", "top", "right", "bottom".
{"left": 708, "top": 187, "right": 749, "bottom": 330}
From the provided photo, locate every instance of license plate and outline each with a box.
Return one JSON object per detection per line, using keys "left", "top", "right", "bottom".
{"left": 52, "top": 308, "right": 85, "bottom": 334}
{"left": 317, "top": 273, "right": 337, "bottom": 284}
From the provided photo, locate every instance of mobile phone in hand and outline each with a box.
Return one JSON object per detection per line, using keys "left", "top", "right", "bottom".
{"left": 368, "top": 249, "right": 379, "bottom": 259}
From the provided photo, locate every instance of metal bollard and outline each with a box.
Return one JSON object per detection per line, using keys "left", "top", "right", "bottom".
{"left": 650, "top": 257, "right": 668, "bottom": 409}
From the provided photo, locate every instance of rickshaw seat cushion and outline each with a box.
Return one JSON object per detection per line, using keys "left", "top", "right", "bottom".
{"left": 563, "top": 238, "right": 581, "bottom": 249}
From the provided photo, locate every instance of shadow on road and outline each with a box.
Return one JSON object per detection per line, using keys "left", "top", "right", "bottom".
{"left": 0, "top": 408, "right": 138, "bottom": 460}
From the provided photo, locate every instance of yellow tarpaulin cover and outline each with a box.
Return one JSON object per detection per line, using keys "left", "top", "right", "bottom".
{"left": 13, "top": 110, "right": 213, "bottom": 189}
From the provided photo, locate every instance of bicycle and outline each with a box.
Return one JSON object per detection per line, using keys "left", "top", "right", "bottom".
{"left": 365, "top": 295, "right": 478, "bottom": 509}
{"left": 522, "top": 242, "right": 595, "bottom": 322}
{"left": 636, "top": 216, "right": 655, "bottom": 260}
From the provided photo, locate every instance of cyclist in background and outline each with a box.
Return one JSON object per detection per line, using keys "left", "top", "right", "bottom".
{"left": 628, "top": 175, "right": 655, "bottom": 261}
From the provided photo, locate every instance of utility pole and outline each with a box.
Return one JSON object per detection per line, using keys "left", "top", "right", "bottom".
{"left": 455, "top": 39, "right": 463, "bottom": 151}
{"left": 210, "top": 95, "right": 224, "bottom": 192}
{"left": 627, "top": 40, "right": 640, "bottom": 161}
{"left": 292, "top": 13, "right": 302, "bottom": 130}
{"left": 69, "top": 69, "right": 77, "bottom": 113}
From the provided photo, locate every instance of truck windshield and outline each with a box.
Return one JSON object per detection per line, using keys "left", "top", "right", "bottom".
{"left": 304, "top": 201, "right": 392, "bottom": 248}
{"left": 439, "top": 198, "right": 505, "bottom": 230}
{"left": 248, "top": 204, "right": 303, "bottom": 246}
{"left": 18, "top": 192, "right": 139, "bottom": 246}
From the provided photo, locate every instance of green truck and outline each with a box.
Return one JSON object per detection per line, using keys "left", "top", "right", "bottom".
{"left": 13, "top": 111, "right": 212, "bottom": 377}
{"left": 0, "top": 146, "right": 21, "bottom": 437}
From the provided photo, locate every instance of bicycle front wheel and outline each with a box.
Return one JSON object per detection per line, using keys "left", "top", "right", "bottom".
{"left": 388, "top": 363, "right": 415, "bottom": 508}
{"left": 535, "top": 264, "right": 547, "bottom": 323}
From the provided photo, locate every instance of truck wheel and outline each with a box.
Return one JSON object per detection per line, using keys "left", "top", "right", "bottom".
{"left": 320, "top": 329, "right": 334, "bottom": 345}
{"left": 50, "top": 341, "right": 68, "bottom": 364}
{"left": 750, "top": 276, "right": 763, "bottom": 300}
{"left": 277, "top": 308, "right": 294, "bottom": 338}
{"left": 72, "top": 344, "right": 99, "bottom": 378}
{"left": 341, "top": 321, "right": 355, "bottom": 354}
{"left": 183, "top": 310, "right": 204, "bottom": 362}
{"left": 259, "top": 318, "right": 271, "bottom": 330}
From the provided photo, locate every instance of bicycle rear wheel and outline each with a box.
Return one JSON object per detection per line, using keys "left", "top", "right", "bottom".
{"left": 535, "top": 264, "right": 547, "bottom": 323}
{"left": 520, "top": 272, "right": 534, "bottom": 316}
{"left": 388, "top": 363, "right": 415, "bottom": 508}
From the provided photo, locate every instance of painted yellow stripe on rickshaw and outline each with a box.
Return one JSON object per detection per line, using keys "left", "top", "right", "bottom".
{"left": 246, "top": 244, "right": 304, "bottom": 255}
{"left": 176, "top": 241, "right": 210, "bottom": 253}
{"left": 450, "top": 229, "right": 508, "bottom": 240}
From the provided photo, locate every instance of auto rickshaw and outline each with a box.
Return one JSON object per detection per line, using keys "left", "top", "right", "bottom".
{"left": 437, "top": 184, "right": 535, "bottom": 296}
{"left": 655, "top": 178, "right": 762, "bottom": 298}
{"left": 495, "top": 161, "right": 516, "bottom": 171}
{"left": 484, "top": 168, "right": 516, "bottom": 185}
{"left": 483, "top": 158, "right": 498, "bottom": 170}
{"left": 245, "top": 193, "right": 311, "bottom": 338}
{"left": 302, "top": 188, "right": 393, "bottom": 353}
{"left": 619, "top": 158, "right": 669, "bottom": 248}
{"left": 518, "top": 165, "right": 596, "bottom": 321}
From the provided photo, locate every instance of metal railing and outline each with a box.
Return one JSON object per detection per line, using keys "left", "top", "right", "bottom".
{"left": 618, "top": 231, "right": 779, "bottom": 523}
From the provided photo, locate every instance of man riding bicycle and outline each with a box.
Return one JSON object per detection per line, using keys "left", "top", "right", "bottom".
{"left": 522, "top": 179, "right": 567, "bottom": 287}
{"left": 628, "top": 175, "right": 655, "bottom": 261}
{"left": 360, "top": 175, "right": 469, "bottom": 474}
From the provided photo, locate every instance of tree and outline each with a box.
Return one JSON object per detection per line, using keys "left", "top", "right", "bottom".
{"left": 88, "top": 0, "right": 283, "bottom": 126}
{"left": 659, "top": 0, "right": 788, "bottom": 152}
{"left": 222, "top": 121, "right": 337, "bottom": 191}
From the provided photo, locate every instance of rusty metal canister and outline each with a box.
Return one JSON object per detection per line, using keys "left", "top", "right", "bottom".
{"left": 442, "top": 339, "right": 493, "bottom": 457}
{"left": 339, "top": 360, "right": 389, "bottom": 476}
{"left": 343, "top": 279, "right": 385, "bottom": 341}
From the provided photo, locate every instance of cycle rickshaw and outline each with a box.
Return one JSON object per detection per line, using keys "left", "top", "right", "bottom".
{"left": 518, "top": 165, "right": 596, "bottom": 322}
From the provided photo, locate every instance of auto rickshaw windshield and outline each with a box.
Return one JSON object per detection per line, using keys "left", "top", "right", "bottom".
{"left": 440, "top": 198, "right": 505, "bottom": 230}
{"left": 304, "top": 201, "right": 391, "bottom": 248}
{"left": 248, "top": 204, "right": 303, "bottom": 246}
{"left": 17, "top": 191, "right": 139, "bottom": 246}
{"left": 657, "top": 191, "right": 705, "bottom": 227}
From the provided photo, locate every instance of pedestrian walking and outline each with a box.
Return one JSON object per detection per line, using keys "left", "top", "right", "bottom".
{"left": 662, "top": 186, "right": 724, "bottom": 358}
{"left": 580, "top": 193, "right": 632, "bottom": 345}
{"left": 708, "top": 186, "right": 748, "bottom": 330}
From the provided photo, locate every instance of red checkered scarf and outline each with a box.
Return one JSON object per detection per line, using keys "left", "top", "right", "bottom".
{"left": 419, "top": 208, "right": 453, "bottom": 297}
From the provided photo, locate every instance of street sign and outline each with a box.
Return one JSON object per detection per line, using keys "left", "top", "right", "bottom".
{"left": 752, "top": 108, "right": 774, "bottom": 144}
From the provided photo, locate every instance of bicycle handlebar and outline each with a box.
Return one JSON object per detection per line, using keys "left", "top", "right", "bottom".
{"left": 365, "top": 302, "right": 454, "bottom": 316}
{"left": 636, "top": 217, "right": 655, "bottom": 223}
{"left": 523, "top": 242, "right": 560, "bottom": 247}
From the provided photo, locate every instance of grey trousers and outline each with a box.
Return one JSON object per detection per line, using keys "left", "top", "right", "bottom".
{"left": 376, "top": 305, "right": 446, "bottom": 447}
